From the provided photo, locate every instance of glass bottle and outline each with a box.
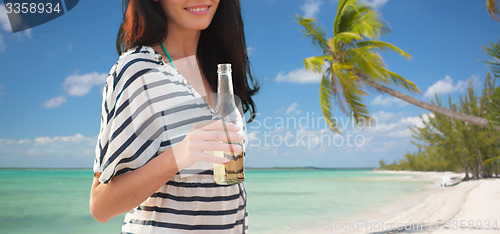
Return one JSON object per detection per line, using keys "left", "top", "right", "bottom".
{"left": 212, "top": 64, "right": 246, "bottom": 185}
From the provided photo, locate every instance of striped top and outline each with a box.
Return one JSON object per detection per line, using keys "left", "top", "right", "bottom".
{"left": 93, "top": 46, "right": 248, "bottom": 233}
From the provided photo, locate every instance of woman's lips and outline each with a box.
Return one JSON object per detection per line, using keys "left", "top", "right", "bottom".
{"left": 184, "top": 5, "right": 211, "bottom": 15}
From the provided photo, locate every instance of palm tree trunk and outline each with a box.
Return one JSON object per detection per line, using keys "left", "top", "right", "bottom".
{"left": 471, "top": 166, "right": 479, "bottom": 179}
{"left": 475, "top": 139, "right": 488, "bottom": 178}
{"left": 495, "top": 161, "right": 498, "bottom": 177}
{"left": 460, "top": 152, "right": 469, "bottom": 181}
{"left": 358, "top": 76, "right": 500, "bottom": 131}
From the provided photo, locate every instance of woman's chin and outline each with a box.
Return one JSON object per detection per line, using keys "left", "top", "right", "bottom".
{"left": 183, "top": 22, "right": 213, "bottom": 31}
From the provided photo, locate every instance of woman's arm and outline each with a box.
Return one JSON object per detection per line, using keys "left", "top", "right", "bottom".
{"left": 89, "top": 148, "right": 178, "bottom": 223}
{"left": 89, "top": 121, "right": 243, "bottom": 223}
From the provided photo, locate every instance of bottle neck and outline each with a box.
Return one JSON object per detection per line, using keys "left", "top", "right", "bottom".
{"left": 217, "top": 71, "right": 234, "bottom": 93}
{"left": 214, "top": 71, "right": 237, "bottom": 113}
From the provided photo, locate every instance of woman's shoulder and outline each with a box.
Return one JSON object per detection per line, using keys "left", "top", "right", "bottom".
{"left": 106, "top": 45, "right": 175, "bottom": 92}
{"left": 112, "top": 45, "right": 163, "bottom": 73}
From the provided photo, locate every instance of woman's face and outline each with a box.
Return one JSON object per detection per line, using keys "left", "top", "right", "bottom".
{"left": 158, "top": 0, "right": 220, "bottom": 31}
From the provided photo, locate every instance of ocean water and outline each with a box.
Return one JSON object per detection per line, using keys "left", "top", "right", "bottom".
{"left": 0, "top": 169, "right": 432, "bottom": 233}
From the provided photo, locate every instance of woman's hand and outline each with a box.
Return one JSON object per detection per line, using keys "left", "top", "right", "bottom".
{"left": 171, "top": 120, "right": 244, "bottom": 170}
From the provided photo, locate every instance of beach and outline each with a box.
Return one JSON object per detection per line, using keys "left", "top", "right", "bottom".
{"left": 345, "top": 171, "right": 500, "bottom": 233}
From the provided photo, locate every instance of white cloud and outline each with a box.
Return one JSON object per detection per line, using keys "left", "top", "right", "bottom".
{"left": 0, "top": 4, "right": 10, "bottom": 31}
{"left": 423, "top": 75, "right": 477, "bottom": 98}
{"left": 24, "top": 29, "right": 31, "bottom": 39}
{"left": 63, "top": 72, "right": 107, "bottom": 96}
{"left": 43, "top": 72, "right": 107, "bottom": 109}
{"left": 34, "top": 134, "right": 90, "bottom": 145}
{"left": 286, "top": 102, "right": 302, "bottom": 115}
{"left": 359, "top": 0, "right": 390, "bottom": 8}
{"left": 370, "top": 95, "right": 408, "bottom": 107}
{"left": 247, "top": 131, "right": 260, "bottom": 143}
{"left": 384, "top": 113, "right": 434, "bottom": 137}
{"left": 247, "top": 46, "right": 255, "bottom": 55}
{"left": 0, "top": 4, "right": 9, "bottom": 53}
{"left": 17, "top": 139, "right": 32, "bottom": 144}
{"left": 400, "top": 113, "right": 434, "bottom": 129}
{"left": 301, "top": 0, "right": 323, "bottom": 18}
{"left": 43, "top": 96, "right": 67, "bottom": 109}
{"left": 0, "top": 134, "right": 97, "bottom": 167}
{"left": 366, "top": 112, "right": 434, "bottom": 137}
{"left": 276, "top": 67, "right": 322, "bottom": 83}
{"left": 371, "top": 110, "right": 395, "bottom": 122}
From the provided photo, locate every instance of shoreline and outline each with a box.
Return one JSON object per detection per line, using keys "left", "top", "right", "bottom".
{"left": 291, "top": 170, "right": 499, "bottom": 234}
{"left": 347, "top": 171, "right": 500, "bottom": 233}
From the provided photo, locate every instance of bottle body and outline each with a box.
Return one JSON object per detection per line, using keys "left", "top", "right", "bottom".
{"left": 213, "top": 142, "right": 245, "bottom": 184}
{"left": 213, "top": 64, "right": 246, "bottom": 185}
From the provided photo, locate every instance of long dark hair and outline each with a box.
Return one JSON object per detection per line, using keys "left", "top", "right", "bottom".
{"left": 116, "top": 0, "right": 259, "bottom": 122}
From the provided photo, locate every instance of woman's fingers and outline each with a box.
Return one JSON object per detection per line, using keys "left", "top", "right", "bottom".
{"left": 211, "top": 131, "right": 244, "bottom": 142}
{"left": 199, "top": 120, "right": 241, "bottom": 132}
{"left": 201, "top": 141, "right": 243, "bottom": 154}
{"left": 192, "top": 120, "right": 243, "bottom": 142}
{"left": 177, "top": 120, "right": 243, "bottom": 170}
{"left": 191, "top": 151, "right": 230, "bottom": 165}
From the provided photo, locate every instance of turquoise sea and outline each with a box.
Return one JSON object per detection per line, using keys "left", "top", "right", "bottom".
{"left": 0, "top": 169, "right": 432, "bottom": 233}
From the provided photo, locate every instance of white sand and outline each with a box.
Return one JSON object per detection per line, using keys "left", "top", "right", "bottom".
{"left": 432, "top": 179, "right": 500, "bottom": 233}
{"left": 295, "top": 171, "right": 500, "bottom": 233}
{"left": 354, "top": 171, "right": 500, "bottom": 233}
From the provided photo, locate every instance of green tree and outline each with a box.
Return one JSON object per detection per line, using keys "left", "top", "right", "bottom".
{"left": 483, "top": 41, "right": 500, "bottom": 174}
{"left": 483, "top": 41, "right": 500, "bottom": 125}
{"left": 387, "top": 76, "right": 499, "bottom": 178}
{"left": 296, "top": 0, "right": 498, "bottom": 133}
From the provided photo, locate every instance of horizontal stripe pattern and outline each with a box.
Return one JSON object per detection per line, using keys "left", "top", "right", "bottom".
{"left": 137, "top": 204, "right": 245, "bottom": 216}
{"left": 94, "top": 45, "right": 247, "bottom": 233}
{"left": 150, "top": 192, "right": 240, "bottom": 202}
{"left": 128, "top": 217, "right": 245, "bottom": 230}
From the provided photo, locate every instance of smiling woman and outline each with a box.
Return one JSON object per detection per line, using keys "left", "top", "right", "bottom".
{"left": 89, "top": 0, "right": 258, "bottom": 233}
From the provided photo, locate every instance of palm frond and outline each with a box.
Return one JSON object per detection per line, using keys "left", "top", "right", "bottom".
{"left": 379, "top": 67, "right": 422, "bottom": 94}
{"left": 346, "top": 47, "right": 386, "bottom": 82}
{"left": 487, "top": 0, "right": 500, "bottom": 21}
{"left": 296, "top": 15, "right": 330, "bottom": 54}
{"left": 334, "top": 0, "right": 358, "bottom": 35}
{"left": 332, "top": 62, "right": 355, "bottom": 73}
{"left": 356, "top": 40, "right": 412, "bottom": 60}
{"left": 349, "top": 7, "right": 389, "bottom": 39}
{"left": 482, "top": 40, "right": 500, "bottom": 77}
{"left": 487, "top": 85, "right": 500, "bottom": 126}
{"left": 320, "top": 74, "right": 341, "bottom": 133}
{"left": 333, "top": 32, "right": 363, "bottom": 45}
{"left": 483, "top": 156, "right": 500, "bottom": 165}
{"left": 335, "top": 71, "right": 371, "bottom": 122}
{"left": 328, "top": 66, "right": 350, "bottom": 115}
{"left": 304, "top": 55, "right": 329, "bottom": 73}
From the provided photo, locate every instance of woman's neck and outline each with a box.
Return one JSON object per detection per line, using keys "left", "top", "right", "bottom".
{"left": 163, "top": 23, "right": 201, "bottom": 60}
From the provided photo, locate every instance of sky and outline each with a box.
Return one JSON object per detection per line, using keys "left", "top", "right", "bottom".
{"left": 0, "top": 0, "right": 498, "bottom": 168}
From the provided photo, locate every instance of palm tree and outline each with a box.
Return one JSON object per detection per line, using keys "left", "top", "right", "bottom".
{"left": 487, "top": 0, "right": 500, "bottom": 21}
{"left": 484, "top": 41, "right": 500, "bottom": 171}
{"left": 297, "top": 0, "right": 499, "bottom": 133}
{"left": 483, "top": 41, "right": 500, "bottom": 125}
